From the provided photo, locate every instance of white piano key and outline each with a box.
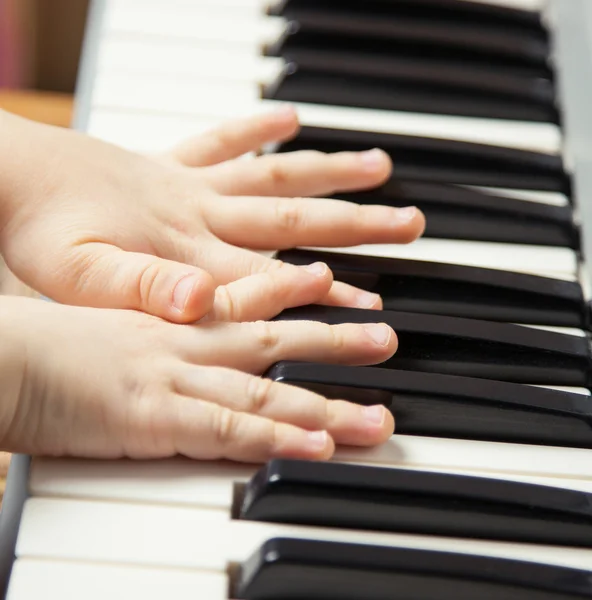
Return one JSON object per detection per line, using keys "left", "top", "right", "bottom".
{"left": 90, "top": 73, "right": 563, "bottom": 154}
{"left": 28, "top": 430, "right": 592, "bottom": 512}
{"left": 532, "top": 384, "right": 591, "bottom": 394}
{"left": 517, "top": 324, "right": 587, "bottom": 336}
{"left": 307, "top": 239, "right": 577, "bottom": 278}
{"left": 15, "top": 499, "right": 592, "bottom": 572}
{"left": 6, "top": 560, "right": 227, "bottom": 600}
{"left": 87, "top": 110, "right": 225, "bottom": 153}
{"left": 104, "top": 1, "right": 285, "bottom": 46}
{"left": 97, "top": 36, "right": 283, "bottom": 83}
{"left": 463, "top": 186, "right": 570, "bottom": 206}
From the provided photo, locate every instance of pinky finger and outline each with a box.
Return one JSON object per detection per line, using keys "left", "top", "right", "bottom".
{"left": 170, "top": 395, "right": 335, "bottom": 463}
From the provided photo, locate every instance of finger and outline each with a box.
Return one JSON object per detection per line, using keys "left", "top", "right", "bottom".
{"left": 168, "top": 394, "right": 335, "bottom": 462}
{"left": 183, "top": 320, "right": 397, "bottom": 373}
{"left": 203, "top": 147, "right": 392, "bottom": 197}
{"left": 187, "top": 241, "right": 383, "bottom": 310}
{"left": 204, "top": 196, "right": 426, "bottom": 248}
{"left": 63, "top": 244, "right": 216, "bottom": 323}
{"left": 324, "top": 280, "right": 383, "bottom": 310}
{"left": 203, "top": 261, "right": 334, "bottom": 322}
{"left": 174, "top": 366, "right": 394, "bottom": 447}
{"left": 169, "top": 106, "right": 300, "bottom": 167}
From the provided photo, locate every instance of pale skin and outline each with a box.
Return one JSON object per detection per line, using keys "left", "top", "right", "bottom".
{"left": 0, "top": 106, "right": 425, "bottom": 462}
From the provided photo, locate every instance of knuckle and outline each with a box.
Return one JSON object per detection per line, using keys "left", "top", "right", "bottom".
{"left": 263, "top": 259, "right": 289, "bottom": 276}
{"left": 265, "top": 159, "right": 289, "bottom": 187}
{"left": 212, "top": 406, "right": 237, "bottom": 448}
{"left": 214, "top": 285, "right": 237, "bottom": 322}
{"left": 326, "top": 323, "right": 347, "bottom": 353}
{"left": 137, "top": 262, "right": 162, "bottom": 310}
{"left": 212, "top": 126, "right": 234, "bottom": 151}
{"left": 245, "top": 376, "right": 275, "bottom": 414}
{"left": 251, "top": 320, "right": 281, "bottom": 351}
{"left": 275, "top": 199, "right": 304, "bottom": 233}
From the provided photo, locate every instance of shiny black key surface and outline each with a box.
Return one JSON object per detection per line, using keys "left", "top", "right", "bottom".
{"left": 274, "top": 307, "right": 592, "bottom": 385}
{"left": 269, "top": 69, "right": 558, "bottom": 122}
{"left": 273, "top": 0, "right": 544, "bottom": 29}
{"left": 335, "top": 180, "right": 577, "bottom": 246}
{"left": 270, "top": 1, "right": 549, "bottom": 66}
{"left": 237, "top": 538, "right": 592, "bottom": 600}
{"left": 270, "top": 47, "right": 555, "bottom": 104}
{"left": 240, "top": 460, "right": 592, "bottom": 546}
{"left": 276, "top": 126, "right": 569, "bottom": 192}
{"left": 266, "top": 362, "right": 592, "bottom": 447}
{"left": 278, "top": 250, "right": 588, "bottom": 325}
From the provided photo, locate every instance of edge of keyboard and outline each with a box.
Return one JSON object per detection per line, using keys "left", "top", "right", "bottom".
{"left": 553, "top": 0, "right": 592, "bottom": 287}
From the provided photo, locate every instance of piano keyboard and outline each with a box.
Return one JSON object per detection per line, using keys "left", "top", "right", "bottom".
{"left": 3, "top": 0, "right": 592, "bottom": 598}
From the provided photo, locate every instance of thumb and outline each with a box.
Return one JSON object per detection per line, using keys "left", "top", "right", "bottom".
{"left": 65, "top": 246, "right": 216, "bottom": 323}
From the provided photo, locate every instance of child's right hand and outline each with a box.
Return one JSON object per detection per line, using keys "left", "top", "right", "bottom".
{"left": 0, "top": 263, "right": 396, "bottom": 463}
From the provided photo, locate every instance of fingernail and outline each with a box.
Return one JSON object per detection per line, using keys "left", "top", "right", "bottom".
{"left": 173, "top": 275, "right": 197, "bottom": 312}
{"left": 364, "top": 323, "right": 392, "bottom": 347}
{"left": 356, "top": 290, "right": 381, "bottom": 309}
{"left": 363, "top": 404, "right": 386, "bottom": 425}
{"left": 307, "top": 430, "right": 328, "bottom": 450}
{"left": 301, "top": 262, "right": 328, "bottom": 277}
{"left": 396, "top": 206, "right": 418, "bottom": 223}
{"left": 360, "top": 148, "right": 386, "bottom": 171}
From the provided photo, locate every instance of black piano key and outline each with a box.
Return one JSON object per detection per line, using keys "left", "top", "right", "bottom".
{"left": 276, "top": 126, "right": 569, "bottom": 192}
{"left": 271, "top": 1, "right": 549, "bottom": 65}
{"left": 272, "top": 46, "right": 556, "bottom": 105}
{"left": 240, "top": 460, "right": 592, "bottom": 546}
{"left": 334, "top": 180, "right": 576, "bottom": 246}
{"left": 269, "top": 29, "right": 554, "bottom": 81}
{"left": 265, "top": 362, "right": 592, "bottom": 447}
{"left": 278, "top": 249, "right": 588, "bottom": 326}
{"left": 236, "top": 538, "right": 592, "bottom": 600}
{"left": 273, "top": 307, "right": 592, "bottom": 385}
{"left": 268, "top": 69, "right": 558, "bottom": 123}
{"left": 272, "top": 0, "right": 545, "bottom": 30}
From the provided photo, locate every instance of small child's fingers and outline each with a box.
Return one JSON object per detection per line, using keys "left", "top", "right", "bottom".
{"left": 204, "top": 262, "right": 333, "bottom": 322}
{"left": 186, "top": 320, "right": 397, "bottom": 374}
{"left": 174, "top": 366, "right": 394, "bottom": 448}
{"left": 169, "top": 393, "right": 335, "bottom": 463}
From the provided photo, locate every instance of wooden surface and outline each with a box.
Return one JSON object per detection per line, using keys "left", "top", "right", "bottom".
{"left": 0, "top": 88, "right": 74, "bottom": 502}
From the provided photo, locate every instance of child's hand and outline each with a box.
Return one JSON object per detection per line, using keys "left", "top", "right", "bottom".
{"left": 0, "top": 265, "right": 396, "bottom": 463}
{"left": 0, "top": 107, "right": 425, "bottom": 323}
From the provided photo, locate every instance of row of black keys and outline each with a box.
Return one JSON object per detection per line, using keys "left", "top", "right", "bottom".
{"left": 235, "top": 460, "right": 592, "bottom": 599}
{"left": 264, "top": 0, "right": 558, "bottom": 122}
{"left": 276, "top": 126, "right": 575, "bottom": 247}
{"left": 272, "top": 249, "right": 592, "bottom": 449}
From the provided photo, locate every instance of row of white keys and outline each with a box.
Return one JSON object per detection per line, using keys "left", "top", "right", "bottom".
{"left": 8, "top": 560, "right": 227, "bottom": 600}
{"left": 12, "top": 498, "right": 592, "bottom": 582}
{"left": 98, "top": 0, "right": 560, "bottom": 155}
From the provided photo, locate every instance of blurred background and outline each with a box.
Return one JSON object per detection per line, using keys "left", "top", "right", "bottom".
{"left": 0, "top": 0, "right": 90, "bottom": 497}
{"left": 0, "top": 0, "right": 89, "bottom": 92}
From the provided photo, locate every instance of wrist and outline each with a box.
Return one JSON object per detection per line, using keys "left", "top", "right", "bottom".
{"left": 0, "top": 109, "right": 56, "bottom": 242}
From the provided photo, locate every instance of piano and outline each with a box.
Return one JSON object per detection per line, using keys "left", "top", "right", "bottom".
{"left": 3, "top": 0, "right": 592, "bottom": 597}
